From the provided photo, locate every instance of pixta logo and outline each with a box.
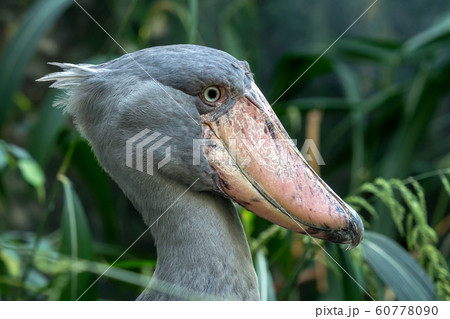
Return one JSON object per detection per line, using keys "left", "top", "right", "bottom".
{"left": 127, "top": 128, "right": 326, "bottom": 176}
{"left": 126, "top": 129, "right": 172, "bottom": 175}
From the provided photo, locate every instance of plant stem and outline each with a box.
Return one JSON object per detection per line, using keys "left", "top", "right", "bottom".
{"left": 188, "top": 0, "right": 198, "bottom": 44}
{"left": 17, "top": 140, "right": 78, "bottom": 300}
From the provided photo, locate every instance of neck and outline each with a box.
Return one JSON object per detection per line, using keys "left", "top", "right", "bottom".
{"left": 137, "top": 189, "right": 259, "bottom": 300}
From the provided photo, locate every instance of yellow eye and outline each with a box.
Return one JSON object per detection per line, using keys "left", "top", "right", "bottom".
{"left": 203, "top": 86, "right": 221, "bottom": 103}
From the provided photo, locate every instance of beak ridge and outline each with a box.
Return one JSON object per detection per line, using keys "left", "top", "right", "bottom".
{"left": 201, "top": 82, "right": 364, "bottom": 248}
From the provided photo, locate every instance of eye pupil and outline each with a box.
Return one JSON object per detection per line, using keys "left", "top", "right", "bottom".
{"left": 203, "top": 86, "right": 221, "bottom": 103}
{"left": 207, "top": 89, "right": 217, "bottom": 100}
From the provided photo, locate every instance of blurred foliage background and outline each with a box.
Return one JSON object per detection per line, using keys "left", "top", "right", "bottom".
{"left": 0, "top": 0, "right": 449, "bottom": 301}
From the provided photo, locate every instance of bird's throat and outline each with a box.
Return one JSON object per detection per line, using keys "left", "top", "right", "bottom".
{"left": 138, "top": 190, "right": 259, "bottom": 300}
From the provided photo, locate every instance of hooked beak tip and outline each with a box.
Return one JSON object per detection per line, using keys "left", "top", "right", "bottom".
{"left": 346, "top": 204, "right": 364, "bottom": 250}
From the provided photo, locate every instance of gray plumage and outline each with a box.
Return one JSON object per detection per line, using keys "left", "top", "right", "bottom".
{"left": 38, "top": 45, "right": 259, "bottom": 300}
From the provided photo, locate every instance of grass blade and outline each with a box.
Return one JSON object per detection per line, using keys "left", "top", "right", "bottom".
{"left": 58, "top": 175, "right": 95, "bottom": 300}
{"left": 0, "top": 0, "right": 72, "bottom": 127}
{"left": 28, "top": 91, "right": 66, "bottom": 166}
{"left": 255, "top": 250, "right": 276, "bottom": 301}
{"left": 404, "top": 12, "right": 450, "bottom": 53}
{"left": 362, "top": 231, "right": 435, "bottom": 300}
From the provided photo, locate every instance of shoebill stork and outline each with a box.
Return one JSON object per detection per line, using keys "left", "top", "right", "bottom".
{"left": 38, "top": 44, "right": 363, "bottom": 300}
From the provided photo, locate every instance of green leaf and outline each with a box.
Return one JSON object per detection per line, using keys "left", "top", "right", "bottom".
{"left": 338, "top": 247, "right": 367, "bottom": 301}
{"left": 0, "top": 0, "right": 72, "bottom": 127}
{"left": 28, "top": 90, "right": 66, "bottom": 166}
{"left": 404, "top": 13, "right": 450, "bottom": 53}
{"left": 335, "top": 62, "right": 360, "bottom": 103}
{"left": 440, "top": 174, "right": 450, "bottom": 197}
{"left": 2, "top": 143, "right": 46, "bottom": 200}
{"left": 223, "top": 23, "right": 246, "bottom": 59}
{"left": 240, "top": 208, "right": 255, "bottom": 238}
{"left": 255, "top": 250, "right": 276, "bottom": 301}
{"left": 59, "top": 175, "right": 95, "bottom": 301}
{"left": 17, "top": 158, "right": 45, "bottom": 201}
{"left": 362, "top": 231, "right": 435, "bottom": 301}
{"left": 0, "top": 143, "right": 8, "bottom": 170}
{"left": 17, "top": 159, "right": 45, "bottom": 189}
{"left": 0, "top": 249, "right": 21, "bottom": 279}
{"left": 336, "top": 37, "right": 401, "bottom": 63}
{"left": 6, "top": 144, "right": 31, "bottom": 160}
{"left": 187, "top": 0, "right": 198, "bottom": 44}
{"left": 335, "top": 63, "right": 364, "bottom": 188}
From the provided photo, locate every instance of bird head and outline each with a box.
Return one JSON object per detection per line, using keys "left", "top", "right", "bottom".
{"left": 38, "top": 44, "right": 363, "bottom": 249}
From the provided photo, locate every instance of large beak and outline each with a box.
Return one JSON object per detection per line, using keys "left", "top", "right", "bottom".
{"left": 201, "top": 82, "right": 363, "bottom": 249}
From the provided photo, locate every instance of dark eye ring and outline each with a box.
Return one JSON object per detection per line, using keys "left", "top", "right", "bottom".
{"left": 202, "top": 86, "right": 221, "bottom": 103}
